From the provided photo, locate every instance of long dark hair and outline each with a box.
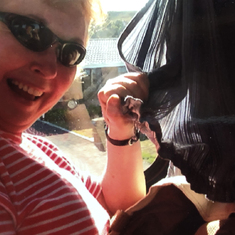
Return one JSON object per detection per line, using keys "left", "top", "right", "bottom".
{"left": 118, "top": 0, "right": 235, "bottom": 202}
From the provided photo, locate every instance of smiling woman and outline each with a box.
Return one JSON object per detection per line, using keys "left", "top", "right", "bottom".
{"left": 0, "top": 0, "right": 89, "bottom": 134}
{"left": 0, "top": 0, "right": 147, "bottom": 234}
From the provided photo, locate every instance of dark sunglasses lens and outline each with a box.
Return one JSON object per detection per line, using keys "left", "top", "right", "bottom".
{"left": 59, "top": 43, "right": 86, "bottom": 67}
{"left": 10, "top": 16, "right": 55, "bottom": 51}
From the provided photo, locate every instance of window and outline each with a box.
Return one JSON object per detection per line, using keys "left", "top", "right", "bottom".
{"left": 30, "top": 0, "right": 155, "bottom": 177}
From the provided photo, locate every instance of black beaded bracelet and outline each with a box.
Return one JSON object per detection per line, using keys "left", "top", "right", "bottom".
{"left": 105, "top": 125, "right": 140, "bottom": 146}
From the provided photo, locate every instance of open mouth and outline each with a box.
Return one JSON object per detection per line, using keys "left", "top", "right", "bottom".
{"left": 7, "top": 79, "right": 44, "bottom": 101}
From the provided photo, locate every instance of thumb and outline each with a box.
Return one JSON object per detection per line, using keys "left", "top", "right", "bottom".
{"left": 106, "top": 94, "right": 122, "bottom": 120}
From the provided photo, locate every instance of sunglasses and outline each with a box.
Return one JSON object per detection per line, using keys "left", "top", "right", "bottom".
{"left": 0, "top": 12, "right": 86, "bottom": 67}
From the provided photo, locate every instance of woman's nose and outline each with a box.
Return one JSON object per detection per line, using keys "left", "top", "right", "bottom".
{"left": 29, "top": 45, "right": 58, "bottom": 79}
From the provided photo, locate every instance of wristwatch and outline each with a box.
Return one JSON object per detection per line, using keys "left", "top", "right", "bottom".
{"left": 67, "top": 98, "right": 84, "bottom": 110}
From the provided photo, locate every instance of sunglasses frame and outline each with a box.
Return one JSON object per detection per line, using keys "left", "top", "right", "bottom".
{"left": 0, "top": 12, "right": 86, "bottom": 67}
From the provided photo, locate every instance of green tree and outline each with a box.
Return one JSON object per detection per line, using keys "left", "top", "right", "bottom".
{"left": 89, "top": 11, "right": 136, "bottom": 38}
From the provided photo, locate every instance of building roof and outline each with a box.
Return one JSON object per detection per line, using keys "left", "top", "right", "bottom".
{"left": 81, "top": 38, "right": 125, "bottom": 69}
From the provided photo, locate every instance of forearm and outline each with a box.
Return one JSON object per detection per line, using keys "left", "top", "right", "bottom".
{"left": 101, "top": 139, "right": 146, "bottom": 215}
{"left": 97, "top": 72, "right": 149, "bottom": 215}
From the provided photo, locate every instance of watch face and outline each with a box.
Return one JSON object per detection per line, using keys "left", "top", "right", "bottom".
{"left": 67, "top": 100, "right": 78, "bottom": 109}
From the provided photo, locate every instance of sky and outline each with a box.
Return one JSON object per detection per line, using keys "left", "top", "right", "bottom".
{"left": 100, "top": 0, "right": 149, "bottom": 11}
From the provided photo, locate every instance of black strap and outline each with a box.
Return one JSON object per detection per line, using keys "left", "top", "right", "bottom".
{"left": 105, "top": 126, "right": 140, "bottom": 146}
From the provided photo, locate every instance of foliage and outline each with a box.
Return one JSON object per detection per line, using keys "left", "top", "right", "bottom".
{"left": 44, "top": 108, "right": 69, "bottom": 130}
{"left": 140, "top": 139, "right": 157, "bottom": 164}
{"left": 89, "top": 11, "right": 136, "bottom": 38}
{"left": 86, "top": 104, "right": 102, "bottom": 118}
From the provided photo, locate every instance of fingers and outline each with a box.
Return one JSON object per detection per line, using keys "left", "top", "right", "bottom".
{"left": 97, "top": 72, "right": 149, "bottom": 138}
{"left": 104, "top": 73, "right": 149, "bottom": 101}
{"left": 101, "top": 94, "right": 131, "bottom": 125}
{"left": 101, "top": 94, "right": 120, "bottom": 124}
{"left": 98, "top": 72, "right": 149, "bottom": 110}
{"left": 102, "top": 94, "right": 135, "bottom": 139}
{"left": 112, "top": 73, "right": 149, "bottom": 101}
{"left": 98, "top": 82, "right": 130, "bottom": 108}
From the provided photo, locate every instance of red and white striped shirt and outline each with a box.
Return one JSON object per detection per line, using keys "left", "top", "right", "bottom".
{"left": 0, "top": 131, "right": 109, "bottom": 234}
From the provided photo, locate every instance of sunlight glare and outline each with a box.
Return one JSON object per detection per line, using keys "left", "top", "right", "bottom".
{"left": 100, "top": 0, "right": 149, "bottom": 11}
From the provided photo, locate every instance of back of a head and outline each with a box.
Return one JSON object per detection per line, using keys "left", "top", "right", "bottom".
{"left": 118, "top": 0, "right": 235, "bottom": 202}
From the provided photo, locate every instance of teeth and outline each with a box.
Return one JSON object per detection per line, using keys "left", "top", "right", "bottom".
{"left": 28, "top": 87, "right": 42, "bottom": 96}
{"left": 11, "top": 80, "right": 43, "bottom": 97}
{"left": 19, "top": 83, "right": 23, "bottom": 89}
{"left": 12, "top": 80, "right": 19, "bottom": 86}
{"left": 23, "top": 85, "right": 28, "bottom": 92}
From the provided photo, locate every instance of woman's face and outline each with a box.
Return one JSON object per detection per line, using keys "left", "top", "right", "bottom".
{"left": 0, "top": 0, "right": 88, "bottom": 134}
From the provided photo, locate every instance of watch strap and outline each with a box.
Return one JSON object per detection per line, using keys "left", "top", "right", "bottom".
{"left": 105, "top": 125, "right": 140, "bottom": 146}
